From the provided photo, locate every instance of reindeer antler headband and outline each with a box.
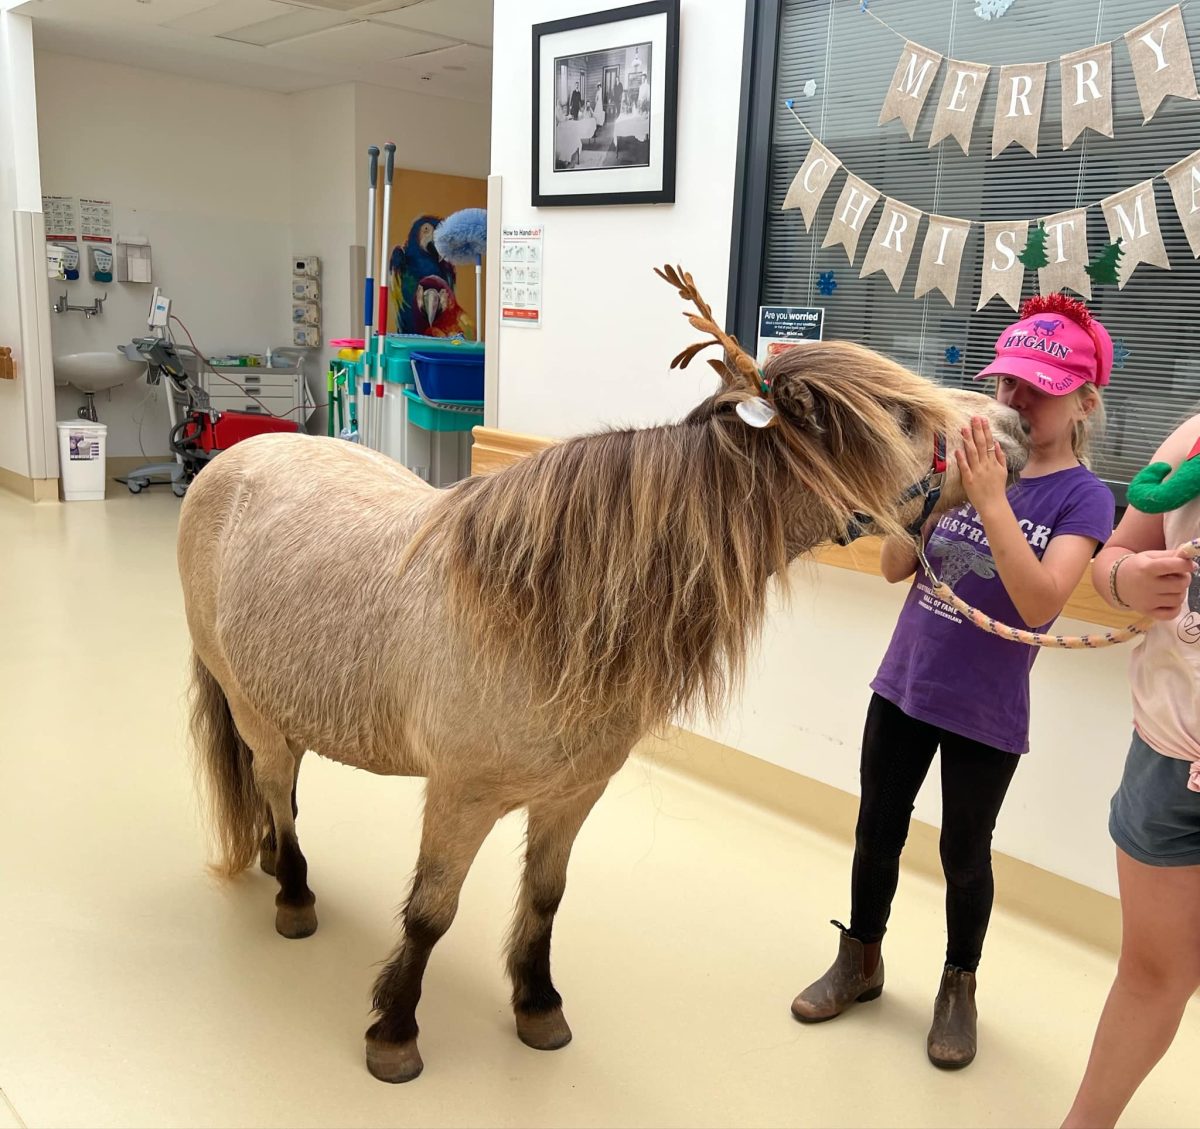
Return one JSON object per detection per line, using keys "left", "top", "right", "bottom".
{"left": 654, "top": 264, "right": 778, "bottom": 428}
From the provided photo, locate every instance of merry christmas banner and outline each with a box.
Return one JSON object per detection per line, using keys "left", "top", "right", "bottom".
{"left": 782, "top": 133, "right": 1200, "bottom": 309}
{"left": 876, "top": 6, "right": 1199, "bottom": 158}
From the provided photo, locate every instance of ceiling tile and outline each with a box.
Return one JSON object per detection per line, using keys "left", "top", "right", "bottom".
{"left": 266, "top": 19, "right": 452, "bottom": 62}
{"left": 16, "top": 0, "right": 219, "bottom": 25}
{"left": 388, "top": 41, "right": 489, "bottom": 74}
{"left": 218, "top": 7, "right": 350, "bottom": 46}
{"left": 166, "top": 0, "right": 291, "bottom": 35}
{"left": 279, "top": 0, "right": 406, "bottom": 11}
{"left": 371, "top": 0, "right": 491, "bottom": 47}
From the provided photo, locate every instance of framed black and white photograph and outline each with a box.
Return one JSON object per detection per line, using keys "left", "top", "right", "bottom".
{"left": 532, "top": 0, "right": 680, "bottom": 207}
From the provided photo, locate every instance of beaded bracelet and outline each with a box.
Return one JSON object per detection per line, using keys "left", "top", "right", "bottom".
{"left": 1109, "top": 553, "right": 1135, "bottom": 610}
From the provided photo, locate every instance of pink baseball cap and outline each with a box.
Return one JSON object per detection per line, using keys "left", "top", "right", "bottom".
{"left": 976, "top": 294, "right": 1113, "bottom": 396}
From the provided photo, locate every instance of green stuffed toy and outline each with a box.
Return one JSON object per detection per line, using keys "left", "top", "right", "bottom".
{"left": 1127, "top": 436, "right": 1200, "bottom": 514}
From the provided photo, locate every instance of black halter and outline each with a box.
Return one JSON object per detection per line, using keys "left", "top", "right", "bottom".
{"left": 835, "top": 434, "right": 947, "bottom": 547}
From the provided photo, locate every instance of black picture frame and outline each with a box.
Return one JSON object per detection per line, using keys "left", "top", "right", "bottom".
{"left": 531, "top": 0, "right": 680, "bottom": 207}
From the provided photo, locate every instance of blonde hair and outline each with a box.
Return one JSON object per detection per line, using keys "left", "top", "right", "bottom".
{"left": 1072, "top": 383, "right": 1104, "bottom": 467}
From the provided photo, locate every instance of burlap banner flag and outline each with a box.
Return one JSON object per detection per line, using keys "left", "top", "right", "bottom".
{"left": 1060, "top": 43, "right": 1114, "bottom": 148}
{"left": 977, "top": 221, "right": 1028, "bottom": 312}
{"left": 782, "top": 141, "right": 842, "bottom": 231}
{"left": 992, "top": 63, "right": 1047, "bottom": 158}
{"left": 859, "top": 198, "right": 923, "bottom": 292}
{"left": 821, "top": 174, "right": 880, "bottom": 265}
{"left": 879, "top": 42, "right": 943, "bottom": 139}
{"left": 1037, "top": 209, "right": 1092, "bottom": 299}
{"left": 928, "top": 60, "right": 991, "bottom": 155}
{"left": 1165, "top": 148, "right": 1200, "bottom": 257}
{"left": 914, "top": 215, "right": 971, "bottom": 305}
{"left": 1101, "top": 180, "right": 1171, "bottom": 288}
{"left": 1125, "top": 5, "right": 1199, "bottom": 123}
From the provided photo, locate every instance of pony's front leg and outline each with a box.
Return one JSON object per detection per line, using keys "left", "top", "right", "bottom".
{"left": 366, "top": 780, "right": 499, "bottom": 1083}
{"left": 508, "top": 780, "right": 607, "bottom": 1050}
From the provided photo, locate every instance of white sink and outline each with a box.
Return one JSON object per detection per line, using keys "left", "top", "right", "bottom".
{"left": 54, "top": 350, "right": 146, "bottom": 393}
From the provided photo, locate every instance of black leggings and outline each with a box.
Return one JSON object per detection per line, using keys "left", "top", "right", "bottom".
{"left": 850, "top": 693, "right": 1021, "bottom": 972}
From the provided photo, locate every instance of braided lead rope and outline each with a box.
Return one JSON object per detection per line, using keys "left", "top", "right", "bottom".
{"left": 914, "top": 538, "right": 1200, "bottom": 650}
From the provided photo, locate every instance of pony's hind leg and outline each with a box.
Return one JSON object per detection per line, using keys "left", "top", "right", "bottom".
{"left": 366, "top": 779, "right": 500, "bottom": 1084}
{"left": 259, "top": 750, "right": 303, "bottom": 878}
{"left": 229, "top": 702, "right": 316, "bottom": 939}
{"left": 508, "top": 780, "right": 607, "bottom": 1051}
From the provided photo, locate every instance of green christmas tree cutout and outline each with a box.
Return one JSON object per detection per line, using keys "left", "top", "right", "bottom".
{"left": 1018, "top": 222, "right": 1049, "bottom": 269}
{"left": 1085, "top": 238, "right": 1125, "bottom": 287}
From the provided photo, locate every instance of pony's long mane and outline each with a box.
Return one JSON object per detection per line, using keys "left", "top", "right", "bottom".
{"left": 429, "top": 340, "right": 954, "bottom": 744}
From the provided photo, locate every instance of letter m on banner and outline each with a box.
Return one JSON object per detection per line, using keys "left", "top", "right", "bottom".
{"left": 880, "top": 42, "right": 943, "bottom": 140}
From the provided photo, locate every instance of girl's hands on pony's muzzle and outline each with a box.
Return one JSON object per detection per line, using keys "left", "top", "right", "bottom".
{"left": 955, "top": 416, "right": 1011, "bottom": 520}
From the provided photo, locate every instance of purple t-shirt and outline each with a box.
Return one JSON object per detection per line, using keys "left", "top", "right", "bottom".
{"left": 871, "top": 465, "right": 1115, "bottom": 754}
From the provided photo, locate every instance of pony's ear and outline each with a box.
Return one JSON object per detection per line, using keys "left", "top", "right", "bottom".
{"left": 655, "top": 264, "right": 761, "bottom": 393}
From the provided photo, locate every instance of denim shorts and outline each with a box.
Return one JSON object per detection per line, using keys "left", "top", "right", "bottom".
{"left": 1109, "top": 731, "right": 1200, "bottom": 868}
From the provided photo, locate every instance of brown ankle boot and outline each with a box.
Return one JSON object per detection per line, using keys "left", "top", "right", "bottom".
{"left": 927, "top": 965, "right": 977, "bottom": 1069}
{"left": 790, "top": 921, "right": 884, "bottom": 1023}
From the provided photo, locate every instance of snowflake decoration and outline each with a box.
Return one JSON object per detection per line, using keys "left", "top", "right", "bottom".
{"left": 817, "top": 270, "right": 838, "bottom": 296}
{"left": 803, "top": 79, "right": 818, "bottom": 98}
{"left": 1112, "top": 338, "right": 1131, "bottom": 369}
{"left": 945, "top": 345, "right": 963, "bottom": 365}
{"left": 975, "top": 0, "right": 1018, "bottom": 19}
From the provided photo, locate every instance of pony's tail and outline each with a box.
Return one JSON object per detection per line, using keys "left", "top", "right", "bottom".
{"left": 189, "top": 651, "right": 264, "bottom": 877}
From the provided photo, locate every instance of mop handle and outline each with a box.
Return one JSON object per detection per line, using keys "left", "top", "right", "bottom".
{"left": 326, "top": 366, "right": 335, "bottom": 437}
{"left": 363, "top": 146, "right": 379, "bottom": 331}
{"left": 475, "top": 255, "right": 482, "bottom": 343}
{"left": 378, "top": 143, "right": 395, "bottom": 333}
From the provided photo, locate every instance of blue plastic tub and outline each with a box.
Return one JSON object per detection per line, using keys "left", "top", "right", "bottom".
{"left": 411, "top": 351, "right": 484, "bottom": 402}
{"left": 339, "top": 337, "right": 484, "bottom": 387}
{"left": 383, "top": 335, "right": 484, "bottom": 385}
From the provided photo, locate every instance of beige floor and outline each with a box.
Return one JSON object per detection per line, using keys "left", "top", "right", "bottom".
{"left": 1, "top": 485, "right": 1197, "bottom": 1129}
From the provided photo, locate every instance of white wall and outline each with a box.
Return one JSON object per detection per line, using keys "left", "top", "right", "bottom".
{"left": 353, "top": 82, "right": 492, "bottom": 238}
{"left": 36, "top": 53, "right": 294, "bottom": 458}
{"left": 0, "top": 12, "right": 40, "bottom": 477}
{"left": 489, "top": 0, "right": 1134, "bottom": 899}
{"left": 491, "top": 0, "right": 739, "bottom": 438}
{"left": 288, "top": 82, "right": 358, "bottom": 437}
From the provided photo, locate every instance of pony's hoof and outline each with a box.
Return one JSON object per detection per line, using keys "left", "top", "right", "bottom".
{"left": 274, "top": 902, "right": 317, "bottom": 939}
{"left": 516, "top": 1007, "right": 573, "bottom": 1051}
{"left": 365, "top": 1031, "right": 424, "bottom": 1083}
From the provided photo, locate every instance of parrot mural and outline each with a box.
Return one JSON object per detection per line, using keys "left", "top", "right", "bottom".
{"left": 412, "top": 275, "right": 474, "bottom": 339}
{"left": 389, "top": 215, "right": 459, "bottom": 335}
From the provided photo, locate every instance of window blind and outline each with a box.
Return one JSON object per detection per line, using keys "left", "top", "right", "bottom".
{"left": 762, "top": 0, "right": 1200, "bottom": 496}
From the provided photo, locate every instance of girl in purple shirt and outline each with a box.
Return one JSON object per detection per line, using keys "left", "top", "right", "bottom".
{"left": 790, "top": 295, "right": 1116, "bottom": 1069}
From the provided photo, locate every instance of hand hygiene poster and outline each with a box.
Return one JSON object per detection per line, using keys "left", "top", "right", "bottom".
{"left": 500, "top": 226, "right": 544, "bottom": 328}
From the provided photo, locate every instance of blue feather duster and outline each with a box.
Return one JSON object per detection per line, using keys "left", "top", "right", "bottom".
{"left": 433, "top": 208, "right": 487, "bottom": 263}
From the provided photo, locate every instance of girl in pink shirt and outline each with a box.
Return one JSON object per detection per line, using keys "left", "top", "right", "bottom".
{"left": 1064, "top": 414, "right": 1200, "bottom": 1128}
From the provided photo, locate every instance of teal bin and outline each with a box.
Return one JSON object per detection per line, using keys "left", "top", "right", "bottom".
{"left": 402, "top": 388, "right": 483, "bottom": 432}
{"left": 383, "top": 334, "right": 484, "bottom": 385}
